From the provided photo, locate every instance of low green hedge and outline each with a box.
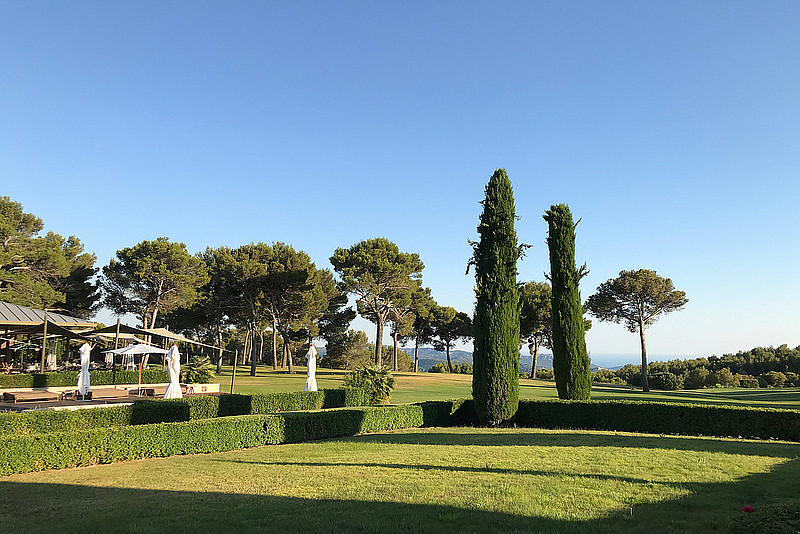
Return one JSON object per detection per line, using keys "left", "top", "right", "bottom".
{"left": 416, "top": 399, "right": 800, "bottom": 441}
{"left": 0, "top": 388, "right": 371, "bottom": 436}
{"left": 0, "top": 369, "right": 170, "bottom": 388}
{"left": 0, "top": 404, "right": 424, "bottom": 476}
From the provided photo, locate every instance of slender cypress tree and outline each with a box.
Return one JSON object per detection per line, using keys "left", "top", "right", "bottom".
{"left": 544, "top": 204, "right": 591, "bottom": 399}
{"left": 470, "top": 169, "right": 523, "bottom": 426}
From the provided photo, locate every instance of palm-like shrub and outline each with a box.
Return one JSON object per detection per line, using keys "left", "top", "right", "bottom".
{"left": 344, "top": 364, "right": 395, "bottom": 404}
{"left": 181, "top": 355, "right": 215, "bottom": 384}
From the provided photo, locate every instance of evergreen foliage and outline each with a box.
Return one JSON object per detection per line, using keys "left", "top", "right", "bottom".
{"left": 469, "top": 169, "right": 523, "bottom": 425}
{"left": 544, "top": 204, "right": 591, "bottom": 400}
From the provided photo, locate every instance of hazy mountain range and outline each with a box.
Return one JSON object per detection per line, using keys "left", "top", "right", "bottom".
{"left": 402, "top": 347, "right": 607, "bottom": 372}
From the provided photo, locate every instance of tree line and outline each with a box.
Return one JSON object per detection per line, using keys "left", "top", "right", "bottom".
{"left": 0, "top": 197, "right": 478, "bottom": 375}
{"left": 595, "top": 344, "right": 800, "bottom": 390}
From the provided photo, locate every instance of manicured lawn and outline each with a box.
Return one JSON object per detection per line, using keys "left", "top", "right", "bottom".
{"left": 2, "top": 427, "right": 797, "bottom": 533}
{"left": 214, "top": 365, "right": 800, "bottom": 409}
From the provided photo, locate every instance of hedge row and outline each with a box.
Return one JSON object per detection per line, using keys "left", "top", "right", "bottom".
{"left": 0, "top": 405, "right": 424, "bottom": 476}
{"left": 0, "top": 388, "right": 372, "bottom": 436}
{"left": 0, "top": 369, "right": 169, "bottom": 388}
{"left": 417, "top": 399, "right": 800, "bottom": 441}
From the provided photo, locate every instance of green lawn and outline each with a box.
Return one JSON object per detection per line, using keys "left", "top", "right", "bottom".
{"left": 215, "top": 365, "right": 800, "bottom": 409}
{"left": 2, "top": 427, "right": 797, "bottom": 533}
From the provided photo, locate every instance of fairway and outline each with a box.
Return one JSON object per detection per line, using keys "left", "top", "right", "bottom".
{"left": 2, "top": 427, "right": 797, "bottom": 533}
{"left": 214, "top": 366, "right": 800, "bottom": 409}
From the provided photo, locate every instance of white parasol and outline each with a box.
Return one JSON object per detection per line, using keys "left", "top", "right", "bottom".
{"left": 77, "top": 343, "right": 91, "bottom": 397}
{"left": 163, "top": 345, "right": 182, "bottom": 399}
{"left": 304, "top": 344, "right": 320, "bottom": 391}
{"left": 102, "top": 343, "right": 169, "bottom": 394}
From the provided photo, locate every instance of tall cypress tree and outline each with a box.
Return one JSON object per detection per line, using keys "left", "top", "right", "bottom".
{"left": 544, "top": 204, "right": 591, "bottom": 400}
{"left": 470, "top": 169, "right": 523, "bottom": 426}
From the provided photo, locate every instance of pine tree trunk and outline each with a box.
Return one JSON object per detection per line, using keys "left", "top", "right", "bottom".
{"left": 392, "top": 331, "right": 398, "bottom": 371}
{"left": 639, "top": 318, "right": 650, "bottom": 392}
{"left": 414, "top": 336, "right": 419, "bottom": 372}
{"left": 375, "top": 315, "right": 384, "bottom": 366}
{"left": 446, "top": 345, "right": 452, "bottom": 372}
{"left": 284, "top": 333, "right": 295, "bottom": 374}
{"left": 272, "top": 317, "right": 278, "bottom": 370}
{"left": 216, "top": 326, "right": 223, "bottom": 374}
{"left": 250, "top": 323, "right": 257, "bottom": 376}
{"left": 532, "top": 340, "right": 540, "bottom": 378}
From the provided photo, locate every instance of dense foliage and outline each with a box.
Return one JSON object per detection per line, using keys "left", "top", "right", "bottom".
{"left": 470, "top": 169, "right": 523, "bottom": 426}
{"left": 544, "top": 204, "right": 591, "bottom": 400}
{"left": 330, "top": 238, "right": 424, "bottom": 366}
{"left": 0, "top": 196, "right": 99, "bottom": 316}
{"left": 592, "top": 345, "right": 800, "bottom": 390}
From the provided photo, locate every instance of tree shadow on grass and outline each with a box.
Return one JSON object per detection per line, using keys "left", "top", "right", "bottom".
{"left": 214, "top": 458, "right": 693, "bottom": 488}
{"left": 343, "top": 429, "right": 799, "bottom": 457}
{"left": 1, "top": 455, "right": 799, "bottom": 534}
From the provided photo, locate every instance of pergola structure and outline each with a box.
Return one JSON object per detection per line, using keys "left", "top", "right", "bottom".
{"left": 0, "top": 302, "right": 96, "bottom": 370}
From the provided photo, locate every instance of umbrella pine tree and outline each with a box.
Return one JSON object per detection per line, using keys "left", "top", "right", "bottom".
{"left": 544, "top": 204, "right": 591, "bottom": 399}
{"left": 470, "top": 169, "right": 523, "bottom": 426}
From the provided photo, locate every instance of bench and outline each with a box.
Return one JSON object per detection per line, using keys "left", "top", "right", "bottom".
{"left": 2, "top": 390, "right": 62, "bottom": 403}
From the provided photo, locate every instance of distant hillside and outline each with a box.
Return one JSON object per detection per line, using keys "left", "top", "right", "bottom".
{"left": 403, "top": 347, "right": 577, "bottom": 372}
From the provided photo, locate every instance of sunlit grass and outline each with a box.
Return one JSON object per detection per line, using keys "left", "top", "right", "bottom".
{"left": 213, "top": 365, "right": 800, "bottom": 408}
{"left": 2, "top": 427, "right": 797, "bottom": 533}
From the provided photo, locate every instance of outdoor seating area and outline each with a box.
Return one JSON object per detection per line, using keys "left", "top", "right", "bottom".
{"left": 0, "top": 382, "right": 220, "bottom": 412}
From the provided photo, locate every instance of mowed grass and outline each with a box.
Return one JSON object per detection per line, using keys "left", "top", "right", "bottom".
{"left": 214, "top": 365, "right": 800, "bottom": 409}
{"left": 2, "top": 427, "right": 798, "bottom": 533}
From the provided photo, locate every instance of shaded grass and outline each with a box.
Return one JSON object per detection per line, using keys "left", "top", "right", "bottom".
{"left": 214, "top": 366, "right": 800, "bottom": 408}
{"left": 2, "top": 427, "right": 798, "bottom": 533}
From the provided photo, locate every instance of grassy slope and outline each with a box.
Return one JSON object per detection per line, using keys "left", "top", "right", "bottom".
{"left": 214, "top": 365, "right": 800, "bottom": 408}
{"left": 1, "top": 427, "right": 797, "bottom": 533}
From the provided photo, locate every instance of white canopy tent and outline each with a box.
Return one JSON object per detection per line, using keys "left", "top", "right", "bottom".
{"left": 102, "top": 343, "right": 170, "bottom": 394}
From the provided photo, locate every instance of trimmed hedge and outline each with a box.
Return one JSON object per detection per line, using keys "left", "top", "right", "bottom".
{"left": 0, "top": 405, "right": 424, "bottom": 476}
{"left": 0, "top": 369, "right": 169, "bottom": 388}
{"left": 416, "top": 399, "right": 800, "bottom": 441}
{"left": 0, "top": 388, "right": 371, "bottom": 436}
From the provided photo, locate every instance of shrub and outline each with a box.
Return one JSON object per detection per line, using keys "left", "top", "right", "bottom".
{"left": 0, "top": 369, "right": 170, "bottom": 388}
{"left": 429, "top": 362, "right": 451, "bottom": 373}
{"left": 0, "top": 405, "right": 425, "bottom": 476}
{"left": 0, "top": 388, "right": 369, "bottom": 436}
{"left": 711, "top": 368, "right": 738, "bottom": 387}
{"left": 459, "top": 362, "right": 473, "bottom": 375}
{"left": 415, "top": 399, "right": 800, "bottom": 442}
{"left": 181, "top": 355, "right": 215, "bottom": 383}
{"left": 684, "top": 368, "right": 710, "bottom": 389}
{"left": 520, "top": 372, "right": 531, "bottom": 379}
{"left": 762, "top": 371, "right": 787, "bottom": 387}
{"left": 592, "top": 369, "right": 618, "bottom": 383}
{"left": 648, "top": 372, "right": 683, "bottom": 391}
{"left": 785, "top": 372, "right": 800, "bottom": 387}
{"left": 737, "top": 375, "right": 760, "bottom": 388}
{"left": 535, "top": 368, "right": 554, "bottom": 380}
{"left": 344, "top": 364, "right": 395, "bottom": 404}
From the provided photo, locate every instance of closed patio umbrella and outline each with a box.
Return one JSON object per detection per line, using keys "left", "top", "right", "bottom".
{"left": 164, "top": 345, "right": 182, "bottom": 399}
{"left": 304, "top": 344, "right": 320, "bottom": 391}
{"left": 77, "top": 343, "right": 91, "bottom": 399}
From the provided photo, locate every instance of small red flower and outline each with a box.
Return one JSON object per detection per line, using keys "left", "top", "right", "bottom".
{"left": 741, "top": 506, "right": 753, "bottom": 513}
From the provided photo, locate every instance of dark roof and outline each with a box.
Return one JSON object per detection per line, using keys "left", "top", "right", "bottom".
{"left": 0, "top": 301, "right": 95, "bottom": 329}
{"left": 2, "top": 321, "right": 97, "bottom": 343}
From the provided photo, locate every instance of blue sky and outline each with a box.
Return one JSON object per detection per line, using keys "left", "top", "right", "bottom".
{"left": 2, "top": 2, "right": 798, "bottom": 367}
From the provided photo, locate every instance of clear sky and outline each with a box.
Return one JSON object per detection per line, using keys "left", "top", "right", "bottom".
{"left": 2, "top": 2, "right": 798, "bottom": 367}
